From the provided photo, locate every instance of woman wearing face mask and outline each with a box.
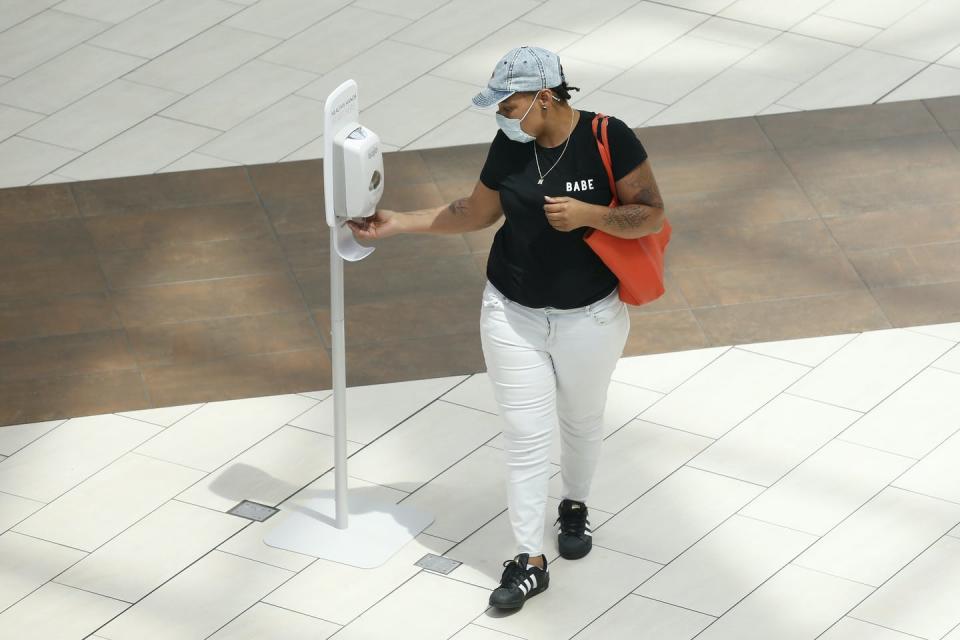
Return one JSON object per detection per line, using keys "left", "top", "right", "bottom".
{"left": 347, "top": 45, "right": 665, "bottom": 612}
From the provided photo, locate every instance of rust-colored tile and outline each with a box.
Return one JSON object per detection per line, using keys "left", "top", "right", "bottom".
{"left": 434, "top": 179, "right": 479, "bottom": 203}
{"left": 825, "top": 202, "right": 960, "bottom": 252}
{"left": 637, "top": 117, "right": 773, "bottom": 159}
{"left": 72, "top": 166, "right": 257, "bottom": 216}
{"left": 280, "top": 227, "right": 469, "bottom": 270}
{"left": 630, "top": 270, "right": 690, "bottom": 314}
{"left": 82, "top": 201, "right": 273, "bottom": 251}
{"left": 0, "top": 183, "right": 79, "bottom": 225}
{"left": 418, "top": 143, "right": 489, "bottom": 183}
{"left": 924, "top": 95, "right": 960, "bottom": 132}
{"left": 247, "top": 159, "right": 323, "bottom": 199}
{"left": 653, "top": 150, "right": 797, "bottom": 196}
{"left": 378, "top": 181, "right": 446, "bottom": 213}
{"left": 100, "top": 235, "right": 288, "bottom": 289}
{"left": 383, "top": 149, "right": 435, "bottom": 185}
{"left": 296, "top": 253, "right": 484, "bottom": 308}
{"left": 662, "top": 184, "right": 818, "bottom": 230}
{"left": 142, "top": 348, "right": 331, "bottom": 407}
{"left": 0, "top": 293, "right": 120, "bottom": 342}
{"left": 666, "top": 219, "right": 838, "bottom": 271}
{"left": 758, "top": 100, "right": 942, "bottom": 149}
{"left": 780, "top": 132, "right": 960, "bottom": 182}
{"left": 0, "top": 369, "right": 149, "bottom": 428}
{"left": 0, "top": 253, "right": 106, "bottom": 301}
{"left": 126, "top": 311, "right": 322, "bottom": 367}
{"left": 463, "top": 218, "right": 503, "bottom": 253}
{"left": 848, "top": 243, "right": 960, "bottom": 289}
{"left": 694, "top": 290, "right": 889, "bottom": 346}
{"left": 949, "top": 129, "right": 960, "bottom": 150}
{"left": 343, "top": 332, "right": 485, "bottom": 386}
{"left": 798, "top": 163, "right": 960, "bottom": 217}
{"left": 312, "top": 286, "right": 485, "bottom": 349}
{"left": 260, "top": 193, "right": 328, "bottom": 235}
{"left": 0, "top": 330, "right": 137, "bottom": 383}
{"left": 673, "top": 252, "right": 866, "bottom": 307}
{"left": 622, "top": 310, "right": 709, "bottom": 355}
{"left": 872, "top": 281, "right": 960, "bottom": 327}
{"left": 111, "top": 272, "right": 306, "bottom": 327}
{"left": 0, "top": 218, "right": 96, "bottom": 260}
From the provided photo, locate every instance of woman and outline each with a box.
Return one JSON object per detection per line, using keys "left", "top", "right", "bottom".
{"left": 347, "top": 45, "right": 665, "bottom": 611}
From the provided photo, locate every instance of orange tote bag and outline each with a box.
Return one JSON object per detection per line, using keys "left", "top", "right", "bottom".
{"left": 582, "top": 113, "right": 671, "bottom": 306}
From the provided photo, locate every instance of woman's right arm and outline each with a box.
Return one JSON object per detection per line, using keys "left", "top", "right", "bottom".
{"left": 399, "top": 180, "right": 504, "bottom": 234}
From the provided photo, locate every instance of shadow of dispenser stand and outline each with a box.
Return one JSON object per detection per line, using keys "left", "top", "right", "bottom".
{"left": 262, "top": 79, "right": 434, "bottom": 568}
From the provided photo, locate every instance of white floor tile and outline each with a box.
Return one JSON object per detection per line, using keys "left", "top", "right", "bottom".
{"left": 523, "top": 0, "right": 641, "bottom": 35}
{"left": 291, "top": 375, "right": 466, "bottom": 444}
{"left": 881, "top": 63, "right": 960, "bottom": 102}
{"left": 690, "top": 394, "right": 862, "bottom": 486}
{"left": 735, "top": 333, "right": 857, "bottom": 367}
{"left": 0, "top": 492, "right": 43, "bottom": 534}
{"left": 906, "top": 322, "right": 960, "bottom": 342}
{"left": 572, "top": 90, "right": 666, "bottom": 127}
{"left": 198, "top": 94, "right": 324, "bottom": 164}
{"left": 688, "top": 15, "right": 781, "bottom": 50}
{"left": 0, "top": 0, "right": 60, "bottom": 31}
{"left": 0, "top": 581, "right": 128, "bottom": 639}
{"left": 839, "top": 367, "right": 960, "bottom": 458}
{"left": 597, "top": 466, "right": 763, "bottom": 563}
{"left": 336, "top": 571, "right": 487, "bottom": 639}
{"left": 441, "top": 373, "right": 498, "bottom": 415}
{"left": 645, "top": 67, "right": 797, "bottom": 125}
{"left": 851, "top": 535, "right": 960, "bottom": 639}
{"left": 352, "top": 0, "right": 449, "bottom": 20}
{"left": 560, "top": 1, "right": 710, "bottom": 69}
{"left": 817, "top": 0, "right": 928, "bottom": 29}
{"left": 573, "top": 593, "right": 714, "bottom": 640}
{"left": 346, "top": 400, "right": 503, "bottom": 493}
{"left": 134, "top": 393, "right": 318, "bottom": 472}
{"left": 0, "top": 136, "right": 80, "bottom": 188}
{"left": 640, "top": 348, "right": 809, "bottom": 439}
{"left": 176, "top": 425, "right": 361, "bottom": 512}
{"left": 474, "top": 545, "right": 660, "bottom": 640}
{"left": 12, "top": 452, "right": 204, "bottom": 551}
{"left": 159, "top": 152, "right": 240, "bottom": 172}
{"left": 0, "top": 419, "right": 65, "bottom": 456}
{"left": 20, "top": 79, "right": 182, "bottom": 152}
{"left": 208, "top": 601, "right": 340, "bottom": 639}
{"left": 739, "top": 439, "right": 914, "bottom": 535}
{"left": 602, "top": 35, "right": 752, "bottom": 105}
{"left": 56, "top": 115, "right": 220, "bottom": 180}
{"left": 734, "top": 32, "right": 852, "bottom": 84}
{"left": 787, "top": 328, "right": 954, "bottom": 412}
{"left": 263, "top": 531, "right": 454, "bottom": 624}
{"left": 0, "top": 9, "right": 110, "bottom": 77}
{"left": 391, "top": 0, "right": 539, "bottom": 55}
{"left": 0, "top": 531, "right": 86, "bottom": 611}
{"left": 282, "top": 133, "right": 325, "bottom": 161}
{"left": 116, "top": 402, "right": 204, "bottom": 427}
{"left": 795, "top": 486, "right": 960, "bottom": 586}
{"left": 223, "top": 0, "right": 349, "bottom": 39}
{"left": 97, "top": 550, "right": 293, "bottom": 640}
{"left": 57, "top": 499, "right": 246, "bottom": 602}
{"left": 406, "top": 108, "right": 496, "bottom": 151}
{"left": 653, "top": 0, "right": 738, "bottom": 13}
{"left": 0, "top": 414, "right": 161, "bottom": 502}
{"left": 358, "top": 74, "right": 477, "bottom": 147}
{"left": 820, "top": 616, "right": 920, "bottom": 639}
{"left": 296, "top": 39, "right": 449, "bottom": 108}
{"left": 789, "top": 13, "right": 881, "bottom": 47}
{"left": 779, "top": 48, "right": 926, "bottom": 110}
{"left": 893, "top": 428, "right": 960, "bottom": 504}
{"left": 937, "top": 344, "right": 960, "bottom": 374}
{"left": 160, "top": 59, "right": 316, "bottom": 130}
{"left": 636, "top": 514, "right": 816, "bottom": 615}
{"left": 719, "top": 0, "right": 833, "bottom": 30}
{"left": 89, "top": 0, "right": 241, "bottom": 59}
{"left": 124, "top": 25, "right": 281, "bottom": 95}
{"left": 612, "top": 346, "right": 729, "bottom": 394}
{"left": 55, "top": 0, "right": 166, "bottom": 24}
{"left": 862, "top": 0, "right": 960, "bottom": 62}
{"left": 548, "top": 419, "right": 713, "bottom": 513}
{"left": 695, "top": 563, "right": 873, "bottom": 639}
{"left": 260, "top": 6, "right": 410, "bottom": 75}
{"left": 451, "top": 624, "right": 530, "bottom": 640}
{"left": 28, "top": 172, "right": 75, "bottom": 185}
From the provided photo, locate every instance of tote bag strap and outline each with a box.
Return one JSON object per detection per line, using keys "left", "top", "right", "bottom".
{"left": 591, "top": 113, "right": 618, "bottom": 206}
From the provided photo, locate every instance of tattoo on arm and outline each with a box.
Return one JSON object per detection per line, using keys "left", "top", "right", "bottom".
{"left": 602, "top": 204, "right": 653, "bottom": 230}
{"left": 447, "top": 198, "right": 469, "bottom": 216}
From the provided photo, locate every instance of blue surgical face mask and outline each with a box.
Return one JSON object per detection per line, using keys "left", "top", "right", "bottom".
{"left": 496, "top": 95, "right": 537, "bottom": 143}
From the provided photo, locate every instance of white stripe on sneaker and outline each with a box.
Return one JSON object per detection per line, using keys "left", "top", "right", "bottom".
{"left": 530, "top": 574, "right": 538, "bottom": 589}
{"left": 518, "top": 580, "right": 529, "bottom": 595}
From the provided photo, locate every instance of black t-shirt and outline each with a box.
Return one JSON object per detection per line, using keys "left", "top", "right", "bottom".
{"left": 479, "top": 109, "right": 648, "bottom": 309}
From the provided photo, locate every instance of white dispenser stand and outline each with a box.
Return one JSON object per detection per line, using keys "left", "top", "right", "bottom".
{"left": 263, "top": 79, "right": 434, "bottom": 568}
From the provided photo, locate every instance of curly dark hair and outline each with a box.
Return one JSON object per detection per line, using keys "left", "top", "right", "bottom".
{"left": 549, "top": 79, "right": 581, "bottom": 103}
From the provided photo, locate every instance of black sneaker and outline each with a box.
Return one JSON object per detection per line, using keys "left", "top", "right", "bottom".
{"left": 488, "top": 552, "right": 549, "bottom": 610}
{"left": 555, "top": 498, "right": 592, "bottom": 559}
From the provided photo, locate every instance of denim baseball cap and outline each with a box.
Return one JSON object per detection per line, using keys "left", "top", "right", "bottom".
{"left": 471, "top": 45, "right": 565, "bottom": 109}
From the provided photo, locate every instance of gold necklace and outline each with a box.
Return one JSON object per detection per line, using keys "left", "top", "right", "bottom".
{"left": 534, "top": 108, "right": 577, "bottom": 185}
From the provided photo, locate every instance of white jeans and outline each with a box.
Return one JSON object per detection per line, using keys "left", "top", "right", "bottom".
{"left": 479, "top": 279, "right": 630, "bottom": 557}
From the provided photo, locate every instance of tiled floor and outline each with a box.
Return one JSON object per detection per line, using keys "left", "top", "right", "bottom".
{"left": 4, "top": 0, "right": 960, "bottom": 187}
{"left": 2, "top": 322, "right": 960, "bottom": 638}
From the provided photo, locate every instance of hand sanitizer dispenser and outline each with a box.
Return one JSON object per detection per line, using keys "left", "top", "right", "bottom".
{"left": 336, "top": 124, "right": 383, "bottom": 220}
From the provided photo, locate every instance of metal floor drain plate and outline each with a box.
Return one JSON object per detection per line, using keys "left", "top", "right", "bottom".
{"left": 415, "top": 553, "right": 461, "bottom": 575}
{"left": 228, "top": 500, "right": 278, "bottom": 522}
